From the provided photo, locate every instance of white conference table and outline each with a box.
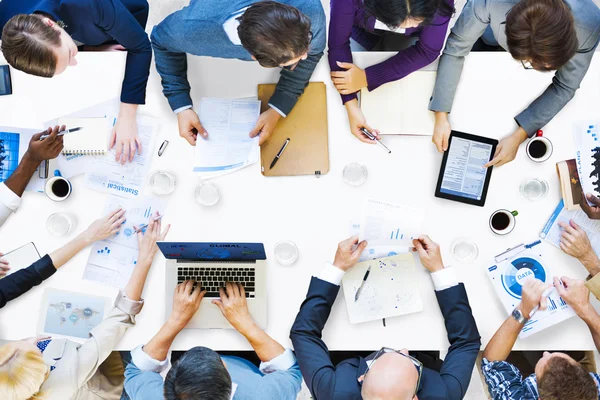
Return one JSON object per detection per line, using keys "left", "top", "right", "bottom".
{"left": 0, "top": 51, "right": 599, "bottom": 352}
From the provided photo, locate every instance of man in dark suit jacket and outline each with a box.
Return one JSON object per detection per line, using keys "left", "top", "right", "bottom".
{"left": 290, "top": 235, "right": 481, "bottom": 400}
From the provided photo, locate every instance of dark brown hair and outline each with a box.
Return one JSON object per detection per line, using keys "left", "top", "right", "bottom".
{"left": 1, "top": 14, "right": 61, "bottom": 77}
{"left": 538, "top": 357, "right": 597, "bottom": 400}
{"left": 237, "top": 1, "right": 311, "bottom": 68}
{"left": 505, "top": 0, "right": 578, "bottom": 71}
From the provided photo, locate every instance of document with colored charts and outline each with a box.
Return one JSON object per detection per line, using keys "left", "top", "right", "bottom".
{"left": 358, "top": 199, "right": 425, "bottom": 247}
{"left": 0, "top": 126, "right": 47, "bottom": 192}
{"left": 83, "top": 195, "right": 167, "bottom": 289}
{"left": 573, "top": 121, "right": 600, "bottom": 204}
{"left": 350, "top": 221, "right": 409, "bottom": 262}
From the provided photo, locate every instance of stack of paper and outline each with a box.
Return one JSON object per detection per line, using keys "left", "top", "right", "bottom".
{"left": 193, "top": 98, "right": 260, "bottom": 179}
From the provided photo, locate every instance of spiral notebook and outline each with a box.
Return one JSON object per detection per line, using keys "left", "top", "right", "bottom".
{"left": 57, "top": 117, "right": 109, "bottom": 155}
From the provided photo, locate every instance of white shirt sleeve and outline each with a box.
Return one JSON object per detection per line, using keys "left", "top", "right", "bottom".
{"left": 174, "top": 105, "right": 193, "bottom": 114}
{"left": 268, "top": 103, "right": 287, "bottom": 118}
{"left": 314, "top": 262, "right": 346, "bottom": 286}
{"left": 430, "top": 267, "right": 459, "bottom": 291}
{"left": 259, "top": 348, "right": 297, "bottom": 373}
{"left": 0, "top": 183, "right": 21, "bottom": 228}
{"left": 131, "top": 344, "right": 170, "bottom": 373}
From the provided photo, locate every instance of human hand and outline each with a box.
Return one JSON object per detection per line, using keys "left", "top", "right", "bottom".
{"left": 332, "top": 236, "right": 368, "bottom": 272}
{"left": 519, "top": 278, "right": 552, "bottom": 318}
{"left": 177, "top": 109, "right": 208, "bottom": 145}
{"left": 432, "top": 112, "right": 451, "bottom": 152}
{"left": 212, "top": 282, "right": 254, "bottom": 333}
{"left": 331, "top": 62, "right": 368, "bottom": 95}
{"left": 554, "top": 276, "right": 592, "bottom": 318}
{"left": 25, "top": 126, "right": 65, "bottom": 163}
{"left": 345, "top": 100, "right": 379, "bottom": 144}
{"left": 558, "top": 219, "right": 598, "bottom": 268}
{"left": 135, "top": 212, "right": 170, "bottom": 265}
{"left": 109, "top": 104, "right": 141, "bottom": 165}
{"left": 81, "top": 208, "right": 127, "bottom": 245}
{"left": 249, "top": 108, "right": 281, "bottom": 145}
{"left": 412, "top": 235, "right": 444, "bottom": 272}
{"left": 484, "top": 128, "right": 527, "bottom": 168}
{"left": 581, "top": 192, "right": 600, "bottom": 220}
{"left": 168, "top": 280, "right": 206, "bottom": 329}
{"left": 0, "top": 253, "right": 9, "bottom": 277}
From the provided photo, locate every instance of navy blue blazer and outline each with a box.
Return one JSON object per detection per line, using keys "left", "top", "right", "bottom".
{"left": 0, "top": 254, "right": 55, "bottom": 308}
{"left": 0, "top": 0, "right": 151, "bottom": 104}
{"left": 290, "top": 277, "right": 481, "bottom": 400}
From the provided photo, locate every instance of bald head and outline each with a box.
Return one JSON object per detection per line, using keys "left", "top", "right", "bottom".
{"left": 361, "top": 352, "right": 418, "bottom": 400}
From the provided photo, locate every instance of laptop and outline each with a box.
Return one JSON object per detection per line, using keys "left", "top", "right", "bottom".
{"left": 158, "top": 242, "right": 267, "bottom": 329}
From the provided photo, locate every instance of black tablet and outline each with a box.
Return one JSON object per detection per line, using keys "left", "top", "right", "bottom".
{"left": 435, "top": 130, "right": 498, "bottom": 207}
{"left": 0, "top": 65, "right": 12, "bottom": 96}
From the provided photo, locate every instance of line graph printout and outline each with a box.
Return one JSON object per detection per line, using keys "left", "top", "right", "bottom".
{"left": 342, "top": 253, "right": 423, "bottom": 324}
{"left": 574, "top": 121, "right": 600, "bottom": 203}
{"left": 83, "top": 195, "right": 167, "bottom": 288}
{"left": 359, "top": 199, "right": 425, "bottom": 247}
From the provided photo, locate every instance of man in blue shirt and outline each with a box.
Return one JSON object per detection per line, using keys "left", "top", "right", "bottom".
{"left": 151, "top": 0, "right": 325, "bottom": 147}
{"left": 482, "top": 276, "right": 600, "bottom": 400}
{"left": 124, "top": 281, "right": 302, "bottom": 400}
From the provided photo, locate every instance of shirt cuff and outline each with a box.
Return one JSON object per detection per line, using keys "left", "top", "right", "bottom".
{"left": 174, "top": 105, "right": 193, "bottom": 114}
{"left": 34, "top": 254, "right": 57, "bottom": 280}
{"left": 585, "top": 274, "right": 600, "bottom": 300}
{"left": 0, "top": 183, "right": 21, "bottom": 211}
{"left": 259, "top": 348, "right": 297, "bottom": 374}
{"left": 131, "top": 344, "right": 169, "bottom": 373}
{"left": 430, "top": 267, "right": 459, "bottom": 291}
{"left": 315, "top": 262, "right": 346, "bottom": 286}
{"left": 268, "top": 103, "right": 287, "bottom": 118}
{"left": 115, "top": 290, "right": 144, "bottom": 316}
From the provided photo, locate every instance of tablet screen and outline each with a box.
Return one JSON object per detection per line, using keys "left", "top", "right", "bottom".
{"left": 439, "top": 137, "right": 493, "bottom": 201}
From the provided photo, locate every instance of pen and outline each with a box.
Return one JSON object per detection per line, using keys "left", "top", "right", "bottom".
{"left": 354, "top": 266, "right": 371, "bottom": 302}
{"left": 158, "top": 140, "right": 169, "bottom": 157}
{"left": 40, "top": 127, "right": 83, "bottom": 140}
{"left": 133, "top": 215, "right": 163, "bottom": 234}
{"left": 269, "top": 138, "right": 290, "bottom": 169}
{"left": 360, "top": 128, "right": 391, "bottom": 154}
{"left": 530, "top": 282, "right": 562, "bottom": 317}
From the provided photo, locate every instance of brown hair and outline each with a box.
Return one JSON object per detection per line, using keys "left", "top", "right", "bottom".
{"left": 237, "top": 1, "right": 311, "bottom": 68}
{"left": 505, "top": 0, "right": 578, "bottom": 71}
{"left": 1, "top": 14, "right": 61, "bottom": 77}
{"left": 538, "top": 357, "right": 597, "bottom": 400}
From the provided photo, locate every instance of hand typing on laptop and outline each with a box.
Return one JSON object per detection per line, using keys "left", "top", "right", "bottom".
{"left": 212, "top": 282, "right": 256, "bottom": 334}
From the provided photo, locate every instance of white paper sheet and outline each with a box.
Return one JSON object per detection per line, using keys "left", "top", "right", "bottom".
{"left": 574, "top": 121, "right": 600, "bottom": 202}
{"left": 350, "top": 221, "right": 409, "bottom": 261}
{"left": 359, "top": 199, "right": 425, "bottom": 247}
{"left": 193, "top": 98, "right": 260, "bottom": 178}
{"left": 84, "top": 116, "right": 159, "bottom": 198}
{"left": 83, "top": 195, "right": 167, "bottom": 289}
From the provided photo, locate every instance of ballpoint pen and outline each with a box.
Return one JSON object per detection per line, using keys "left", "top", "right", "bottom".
{"left": 530, "top": 281, "right": 562, "bottom": 317}
{"left": 40, "top": 127, "right": 83, "bottom": 140}
{"left": 269, "top": 138, "right": 290, "bottom": 169}
{"left": 354, "top": 266, "right": 371, "bottom": 302}
{"left": 360, "top": 128, "right": 391, "bottom": 154}
{"left": 133, "top": 215, "right": 163, "bottom": 234}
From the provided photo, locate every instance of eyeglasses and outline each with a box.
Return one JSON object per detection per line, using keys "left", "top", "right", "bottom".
{"left": 361, "top": 347, "right": 423, "bottom": 397}
{"left": 521, "top": 60, "right": 533, "bottom": 70}
{"left": 281, "top": 31, "right": 313, "bottom": 71}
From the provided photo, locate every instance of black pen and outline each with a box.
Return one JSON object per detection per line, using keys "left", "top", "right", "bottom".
{"left": 360, "top": 128, "right": 391, "bottom": 154}
{"left": 269, "top": 138, "right": 290, "bottom": 169}
{"left": 40, "top": 126, "right": 83, "bottom": 140}
{"left": 354, "top": 266, "right": 371, "bottom": 302}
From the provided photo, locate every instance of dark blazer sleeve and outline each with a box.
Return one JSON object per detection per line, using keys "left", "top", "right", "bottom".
{"left": 0, "top": 254, "right": 56, "bottom": 308}
{"left": 90, "top": 0, "right": 152, "bottom": 105}
{"left": 290, "top": 277, "right": 341, "bottom": 400}
{"left": 435, "top": 283, "right": 482, "bottom": 400}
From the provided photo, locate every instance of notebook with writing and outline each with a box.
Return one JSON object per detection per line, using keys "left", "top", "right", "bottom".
{"left": 57, "top": 117, "right": 109, "bottom": 155}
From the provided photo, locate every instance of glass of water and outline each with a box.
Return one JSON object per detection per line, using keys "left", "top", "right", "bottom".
{"left": 274, "top": 241, "right": 299, "bottom": 265}
{"left": 343, "top": 163, "right": 368, "bottom": 186}
{"left": 148, "top": 170, "right": 176, "bottom": 195}
{"left": 451, "top": 238, "right": 479, "bottom": 263}
{"left": 519, "top": 178, "right": 549, "bottom": 201}
{"left": 46, "top": 213, "right": 76, "bottom": 237}
{"left": 195, "top": 182, "right": 221, "bottom": 206}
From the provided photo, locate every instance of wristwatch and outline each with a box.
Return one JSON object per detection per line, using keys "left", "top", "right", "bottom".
{"left": 512, "top": 308, "right": 529, "bottom": 324}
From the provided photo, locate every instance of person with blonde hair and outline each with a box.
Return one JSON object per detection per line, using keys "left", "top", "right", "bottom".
{"left": 0, "top": 214, "right": 170, "bottom": 400}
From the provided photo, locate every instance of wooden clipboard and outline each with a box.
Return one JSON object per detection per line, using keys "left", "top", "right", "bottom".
{"left": 258, "top": 82, "right": 329, "bottom": 177}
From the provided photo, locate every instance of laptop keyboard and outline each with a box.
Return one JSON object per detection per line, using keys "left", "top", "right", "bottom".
{"left": 177, "top": 266, "right": 256, "bottom": 298}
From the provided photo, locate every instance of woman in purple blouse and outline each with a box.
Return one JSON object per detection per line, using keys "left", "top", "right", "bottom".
{"left": 329, "top": 0, "right": 454, "bottom": 143}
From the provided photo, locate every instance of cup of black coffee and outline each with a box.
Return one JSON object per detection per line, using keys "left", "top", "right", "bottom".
{"left": 526, "top": 130, "right": 553, "bottom": 162}
{"left": 489, "top": 209, "right": 518, "bottom": 235}
{"left": 45, "top": 170, "right": 72, "bottom": 202}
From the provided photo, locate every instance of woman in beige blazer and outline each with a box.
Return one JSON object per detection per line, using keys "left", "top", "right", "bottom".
{"left": 0, "top": 213, "right": 170, "bottom": 400}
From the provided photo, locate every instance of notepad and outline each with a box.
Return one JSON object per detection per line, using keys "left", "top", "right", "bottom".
{"left": 57, "top": 117, "right": 109, "bottom": 155}
{"left": 0, "top": 242, "right": 40, "bottom": 278}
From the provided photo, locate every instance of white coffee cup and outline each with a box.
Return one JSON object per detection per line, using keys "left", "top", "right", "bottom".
{"left": 489, "top": 209, "right": 518, "bottom": 235}
{"left": 526, "top": 130, "right": 553, "bottom": 163}
{"left": 45, "top": 170, "right": 72, "bottom": 202}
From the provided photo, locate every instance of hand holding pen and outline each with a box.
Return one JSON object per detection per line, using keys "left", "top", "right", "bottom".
{"left": 40, "top": 126, "right": 83, "bottom": 140}
{"left": 360, "top": 128, "right": 391, "bottom": 154}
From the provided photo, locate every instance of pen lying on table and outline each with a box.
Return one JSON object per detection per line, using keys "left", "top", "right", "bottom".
{"left": 133, "top": 215, "right": 163, "bottom": 234}
{"left": 40, "top": 127, "right": 83, "bottom": 140}
{"left": 360, "top": 128, "right": 391, "bottom": 154}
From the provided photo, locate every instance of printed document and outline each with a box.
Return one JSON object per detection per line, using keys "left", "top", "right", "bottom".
{"left": 359, "top": 199, "right": 425, "bottom": 247}
{"left": 193, "top": 98, "right": 260, "bottom": 178}
{"left": 573, "top": 121, "right": 600, "bottom": 202}
{"left": 350, "top": 221, "right": 408, "bottom": 261}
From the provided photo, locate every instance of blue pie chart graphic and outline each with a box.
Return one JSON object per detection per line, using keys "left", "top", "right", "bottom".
{"left": 501, "top": 257, "right": 546, "bottom": 299}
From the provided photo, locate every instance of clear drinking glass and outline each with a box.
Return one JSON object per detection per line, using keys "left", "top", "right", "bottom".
{"left": 519, "top": 178, "right": 549, "bottom": 201}
{"left": 195, "top": 182, "right": 221, "bottom": 206}
{"left": 274, "top": 241, "right": 299, "bottom": 265}
{"left": 148, "top": 170, "right": 176, "bottom": 195}
{"left": 46, "top": 213, "right": 76, "bottom": 237}
{"left": 343, "top": 163, "right": 368, "bottom": 186}
{"left": 451, "top": 238, "right": 479, "bottom": 263}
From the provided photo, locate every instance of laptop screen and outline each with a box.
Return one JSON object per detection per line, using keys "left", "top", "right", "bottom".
{"left": 157, "top": 242, "right": 266, "bottom": 261}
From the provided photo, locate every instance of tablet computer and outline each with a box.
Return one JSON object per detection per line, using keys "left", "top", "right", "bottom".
{"left": 0, "top": 65, "right": 12, "bottom": 96}
{"left": 435, "top": 130, "right": 498, "bottom": 207}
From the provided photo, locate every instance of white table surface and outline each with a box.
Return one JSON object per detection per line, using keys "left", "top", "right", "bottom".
{"left": 1, "top": 51, "right": 599, "bottom": 351}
